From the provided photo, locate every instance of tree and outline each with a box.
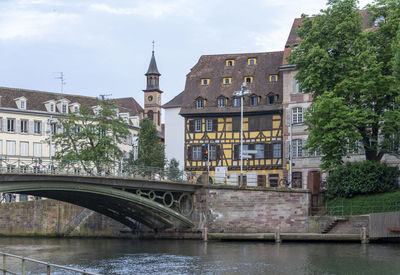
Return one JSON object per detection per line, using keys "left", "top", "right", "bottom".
{"left": 288, "top": 0, "right": 400, "bottom": 169}
{"left": 166, "top": 158, "right": 182, "bottom": 181}
{"left": 137, "top": 118, "right": 164, "bottom": 168}
{"left": 52, "top": 98, "right": 130, "bottom": 174}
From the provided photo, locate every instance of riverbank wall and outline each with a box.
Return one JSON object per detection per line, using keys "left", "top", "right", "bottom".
{"left": 0, "top": 199, "right": 130, "bottom": 237}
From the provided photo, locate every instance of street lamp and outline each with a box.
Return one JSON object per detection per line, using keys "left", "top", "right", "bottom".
{"left": 47, "top": 116, "right": 57, "bottom": 171}
{"left": 233, "top": 82, "right": 250, "bottom": 187}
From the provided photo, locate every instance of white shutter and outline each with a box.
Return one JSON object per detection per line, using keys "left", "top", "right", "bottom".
{"left": 41, "top": 121, "right": 45, "bottom": 135}
{"left": 0, "top": 140, "right": 2, "bottom": 155}
{"left": 33, "top": 143, "right": 42, "bottom": 157}
{"left": 6, "top": 141, "right": 16, "bottom": 155}
{"left": 15, "top": 119, "right": 20, "bottom": 133}
{"left": 303, "top": 139, "right": 308, "bottom": 157}
{"left": 29, "top": 121, "right": 34, "bottom": 134}
{"left": 0, "top": 119, "right": 2, "bottom": 131}
{"left": 285, "top": 108, "right": 291, "bottom": 126}
{"left": 2, "top": 118, "right": 6, "bottom": 132}
{"left": 20, "top": 142, "right": 29, "bottom": 157}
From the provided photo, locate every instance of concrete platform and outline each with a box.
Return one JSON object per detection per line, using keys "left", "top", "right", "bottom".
{"left": 208, "top": 232, "right": 362, "bottom": 242}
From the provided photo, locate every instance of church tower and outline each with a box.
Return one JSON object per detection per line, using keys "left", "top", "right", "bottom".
{"left": 143, "top": 43, "right": 162, "bottom": 132}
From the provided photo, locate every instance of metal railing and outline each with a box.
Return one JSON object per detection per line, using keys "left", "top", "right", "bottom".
{"left": 0, "top": 252, "right": 99, "bottom": 275}
{"left": 316, "top": 200, "right": 400, "bottom": 217}
{"left": 0, "top": 157, "right": 188, "bottom": 183}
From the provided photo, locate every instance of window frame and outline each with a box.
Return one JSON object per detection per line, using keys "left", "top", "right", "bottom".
{"left": 292, "top": 139, "right": 303, "bottom": 158}
{"left": 223, "top": 77, "right": 232, "bottom": 85}
{"left": 194, "top": 119, "right": 202, "bottom": 132}
{"left": 201, "top": 79, "right": 210, "bottom": 86}
{"left": 7, "top": 118, "right": 15, "bottom": 132}
{"left": 269, "top": 74, "right": 278, "bottom": 82}
{"left": 20, "top": 120, "right": 28, "bottom": 133}
{"left": 225, "top": 59, "right": 235, "bottom": 67}
{"left": 248, "top": 58, "right": 256, "bottom": 65}
{"left": 250, "top": 96, "right": 258, "bottom": 107}
{"left": 267, "top": 95, "right": 276, "bottom": 105}
{"left": 292, "top": 107, "right": 303, "bottom": 124}
{"left": 192, "top": 146, "right": 202, "bottom": 160}
{"left": 217, "top": 97, "right": 226, "bottom": 108}
{"left": 232, "top": 97, "right": 241, "bottom": 107}
{"left": 34, "top": 121, "right": 41, "bottom": 134}
{"left": 196, "top": 98, "right": 204, "bottom": 109}
{"left": 244, "top": 76, "right": 253, "bottom": 83}
{"left": 205, "top": 119, "right": 213, "bottom": 132}
{"left": 273, "top": 143, "right": 282, "bottom": 158}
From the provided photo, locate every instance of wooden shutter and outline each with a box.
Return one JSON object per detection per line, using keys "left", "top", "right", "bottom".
{"left": 187, "top": 145, "right": 192, "bottom": 161}
{"left": 257, "top": 175, "right": 266, "bottom": 187}
{"left": 264, "top": 143, "right": 273, "bottom": 159}
{"left": 232, "top": 117, "right": 240, "bottom": 131}
{"left": 233, "top": 144, "right": 239, "bottom": 160}
{"left": 188, "top": 120, "right": 194, "bottom": 133}
{"left": 212, "top": 119, "right": 218, "bottom": 131}
{"left": 249, "top": 144, "right": 255, "bottom": 159}
{"left": 216, "top": 145, "right": 221, "bottom": 160}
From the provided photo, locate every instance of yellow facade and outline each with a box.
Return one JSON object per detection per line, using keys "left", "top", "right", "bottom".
{"left": 185, "top": 114, "right": 283, "bottom": 187}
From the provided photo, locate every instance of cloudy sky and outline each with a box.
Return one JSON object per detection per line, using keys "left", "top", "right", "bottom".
{"left": 0, "top": 0, "right": 373, "bottom": 108}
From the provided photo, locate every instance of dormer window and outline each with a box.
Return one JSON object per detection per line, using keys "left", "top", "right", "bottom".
{"left": 217, "top": 97, "right": 226, "bottom": 108}
{"left": 269, "top": 74, "right": 278, "bottom": 82}
{"left": 62, "top": 104, "right": 67, "bottom": 114}
{"left": 223, "top": 77, "right": 232, "bottom": 85}
{"left": 225, "top": 59, "right": 235, "bottom": 67}
{"left": 70, "top": 103, "right": 81, "bottom": 113}
{"left": 250, "top": 95, "right": 258, "bottom": 107}
{"left": 201, "top": 78, "right": 210, "bottom": 86}
{"left": 196, "top": 98, "right": 204, "bottom": 109}
{"left": 14, "top": 97, "right": 27, "bottom": 110}
{"left": 267, "top": 94, "right": 276, "bottom": 105}
{"left": 244, "top": 76, "right": 253, "bottom": 83}
{"left": 74, "top": 106, "right": 79, "bottom": 113}
{"left": 232, "top": 97, "right": 241, "bottom": 107}
{"left": 248, "top": 58, "right": 256, "bottom": 65}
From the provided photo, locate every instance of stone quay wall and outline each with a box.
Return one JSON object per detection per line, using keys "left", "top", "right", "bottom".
{"left": 0, "top": 199, "right": 128, "bottom": 237}
{"left": 193, "top": 187, "right": 311, "bottom": 233}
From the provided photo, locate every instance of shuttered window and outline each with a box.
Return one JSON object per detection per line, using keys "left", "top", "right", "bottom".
{"left": 33, "top": 143, "right": 42, "bottom": 157}
{"left": 20, "top": 142, "right": 29, "bottom": 156}
{"left": 6, "top": 141, "right": 16, "bottom": 155}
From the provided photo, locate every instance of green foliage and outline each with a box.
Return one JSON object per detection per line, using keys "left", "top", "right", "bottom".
{"left": 326, "top": 190, "right": 400, "bottom": 215}
{"left": 289, "top": 0, "right": 400, "bottom": 169}
{"left": 166, "top": 158, "right": 182, "bottom": 181}
{"left": 326, "top": 161, "right": 399, "bottom": 198}
{"left": 137, "top": 118, "right": 164, "bottom": 168}
{"left": 53, "top": 98, "right": 130, "bottom": 173}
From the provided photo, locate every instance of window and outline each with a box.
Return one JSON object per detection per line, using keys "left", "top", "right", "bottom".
{"left": 62, "top": 104, "right": 67, "bottom": 113}
{"left": 267, "top": 95, "right": 275, "bottom": 105}
{"left": 226, "top": 59, "right": 235, "bottom": 67}
{"left": 244, "top": 76, "right": 253, "bottom": 83}
{"left": 6, "top": 141, "right": 16, "bottom": 155}
{"left": 248, "top": 58, "right": 256, "bottom": 65}
{"left": 196, "top": 98, "right": 204, "bottom": 109}
{"left": 20, "top": 101, "right": 25, "bottom": 109}
{"left": 51, "top": 123, "right": 57, "bottom": 134}
{"left": 74, "top": 106, "right": 79, "bottom": 113}
{"left": 292, "top": 139, "right": 303, "bottom": 158}
{"left": 195, "top": 119, "right": 202, "bottom": 132}
{"left": 273, "top": 143, "right": 282, "bottom": 158}
{"left": 250, "top": 96, "right": 258, "bottom": 107}
{"left": 34, "top": 121, "right": 41, "bottom": 134}
{"left": 205, "top": 119, "right": 213, "bottom": 132}
{"left": 192, "top": 146, "right": 202, "bottom": 160}
{"left": 269, "top": 174, "right": 279, "bottom": 187}
{"left": 248, "top": 115, "right": 272, "bottom": 131}
{"left": 147, "top": 110, "right": 154, "bottom": 121}
{"left": 33, "top": 143, "right": 42, "bottom": 157}
{"left": 255, "top": 144, "right": 264, "bottom": 159}
{"left": 232, "top": 97, "right": 241, "bottom": 107}
{"left": 7, "top": 119, "right": 15, "bottom": 132}
{"left": 20, "top": 142, "right": 29, "bottom": 156}
{"left": 20, "top": 120, "right": 28, "bottom": 133}
{"left": 201, "top": 79, "right": 210, "bottom": 85}
{"left": 292, "top": 107, "right": 303, "bottom": 124}
{"left": 293, "top": 77, "right": 300, "bottom": 93}
{"left": 217, "top": 97, "right": 226, "bottom": 108}
{"left": 292, "top": 172, "right": 302, "bottom": 188}
{"left": 50, "top": 104, "right": 55, "bottom": 112}
{"left": 209, "top": 145, "right": 217, "bottom": 160}
{"left": 223, "top": 77, "right": 232, "bottom": 85}
{"left": 269, "top": 74, "right": 278, "bottom": 82}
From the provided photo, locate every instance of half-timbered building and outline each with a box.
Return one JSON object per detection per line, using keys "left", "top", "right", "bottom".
{"left": 180, "top": 52, "right": 284, "bottom": 187}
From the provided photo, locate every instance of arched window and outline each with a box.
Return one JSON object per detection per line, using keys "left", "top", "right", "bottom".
{"left": 147, "top": 110, "right": 154, "bottom": 121}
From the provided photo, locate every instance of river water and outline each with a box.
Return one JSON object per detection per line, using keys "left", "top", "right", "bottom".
{"left": 0, "top": 238, "right": 399, "bottom": 275}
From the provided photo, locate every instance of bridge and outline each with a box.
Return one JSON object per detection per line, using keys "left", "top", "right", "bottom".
{"left": 0, "top": 163, "right": 201, "bottom": 231}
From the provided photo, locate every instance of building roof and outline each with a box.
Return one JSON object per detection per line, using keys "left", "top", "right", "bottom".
{"left": 180, "top": 51, "right": 284, "bottom": 115}
{"left": 0, "top": 87, "right": 143, "bottom": 116}
{"left": 162, "top": 91, "right": 184, "bottom": 109}
{"left": 145, "top": 51, "right": 161, "bottom": 76}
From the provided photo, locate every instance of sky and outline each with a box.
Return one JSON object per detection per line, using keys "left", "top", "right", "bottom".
{"left": 0, "top": 0, "right": 373, "bottom": 109}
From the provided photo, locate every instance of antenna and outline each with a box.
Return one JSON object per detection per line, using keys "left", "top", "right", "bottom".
{"left": 55, "top": 72, "right": 66, "bottom": 93}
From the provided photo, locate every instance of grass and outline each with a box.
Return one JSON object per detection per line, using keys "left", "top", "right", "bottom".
{"left": 325, "top": 189, "right": 400, "bottom": 216}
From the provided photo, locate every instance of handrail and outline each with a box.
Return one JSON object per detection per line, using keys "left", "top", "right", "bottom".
{"left": 0, "top": 251, "right": 99, "bottom": 275}
{"left": 315, "top": 200, "right": 400, "bottom": 216}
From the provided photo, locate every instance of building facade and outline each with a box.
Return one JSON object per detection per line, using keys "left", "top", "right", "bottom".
{"left": 180, "top": 52, "right": 284, "bottom": 186}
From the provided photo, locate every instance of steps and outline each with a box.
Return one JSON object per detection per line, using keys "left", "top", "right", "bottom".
{"left": 321, "top": 217, "right": 347, "bottom": 234}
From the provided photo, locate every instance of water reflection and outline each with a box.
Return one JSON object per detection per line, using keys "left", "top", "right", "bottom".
{"left": 0, "top": 238, "right": 398, "bottom": 275}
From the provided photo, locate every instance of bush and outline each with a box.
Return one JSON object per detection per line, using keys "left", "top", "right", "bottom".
{"left": 326, "top": 161, "right": 399, "bottom": 198}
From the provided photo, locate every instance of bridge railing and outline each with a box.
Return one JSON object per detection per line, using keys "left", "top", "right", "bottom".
{"left": 0, "top": 251, "right": 99, "bottom": 275}
{"left": 0, "top": 157, "right": 188, "bottom": 183}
